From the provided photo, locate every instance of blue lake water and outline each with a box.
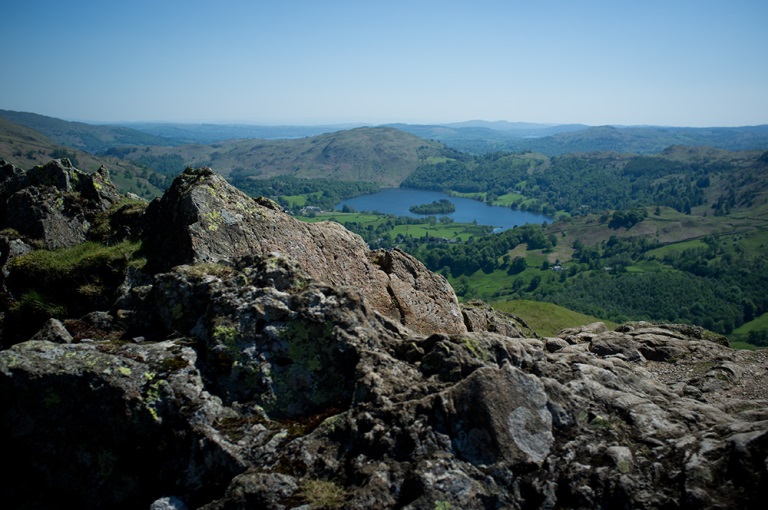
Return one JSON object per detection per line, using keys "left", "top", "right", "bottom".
{"left": 336, "top": 188, "right": 551, "bottom": 232}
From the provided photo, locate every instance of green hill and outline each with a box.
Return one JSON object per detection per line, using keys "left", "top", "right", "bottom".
{"left": 117, "top": 126, "right": 456, "bottom": 186}
{"left": 0, "top": 116, "right": 165, "bottom": 199}
{"left": 394, "top": 123, "right": 768, "bottom": 155}
{"left": 0, "top": 109, "right": 174, "bottom": 153}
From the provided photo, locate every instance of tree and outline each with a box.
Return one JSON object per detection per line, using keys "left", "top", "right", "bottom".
{"left": 508, "top": 256, "right": 527, "bottom": 275}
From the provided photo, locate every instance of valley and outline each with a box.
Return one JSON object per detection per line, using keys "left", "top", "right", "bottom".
{"left": 2, "top": 109, "right": 768, "bottom": 347}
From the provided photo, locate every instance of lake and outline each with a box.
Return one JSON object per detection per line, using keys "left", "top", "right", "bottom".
{"left": 336, "top": 188, "right": 551, "bottom": 232}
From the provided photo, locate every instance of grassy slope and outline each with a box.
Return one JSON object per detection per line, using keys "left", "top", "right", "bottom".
{"left": 0, "top": 117, "right": 164, "bottom": 199}
{"left": 491, "top": 299, "right": 616, "bottom": 337}
{"left": 0, "top": 109, "right": 171, "bottom": 152}
{"left": 119, "top": 126, "right": 453, "bottom": 186}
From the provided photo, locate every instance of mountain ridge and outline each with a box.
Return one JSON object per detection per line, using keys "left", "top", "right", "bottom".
{"left": 3, "top": 109, "right": 767, "bottom": 157}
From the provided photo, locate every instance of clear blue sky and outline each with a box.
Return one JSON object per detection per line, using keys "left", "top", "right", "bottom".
{"left": 3, "top": 0, "right": 767, "bottom": 126}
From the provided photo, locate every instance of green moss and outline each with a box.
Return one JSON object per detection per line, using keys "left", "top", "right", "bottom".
{"left": 589, "top": 414, "right": 620, "bottom": 430}
{"left": 213, "top": 323, "right": 239, "bottom": 347}
{"left": 692, "top": 361, "right": 717, "bottom": 376}
{"left": 159, "top": 356, "right": 188, "bottom": 372}
{"left": 617, "top": 459, "right": 632, "bottom": 474}
{"left": 142, "top": 373, "right": 164, "bottom": 423}
{"left": 460, "top": 336, "right": 491, "bottom": 362}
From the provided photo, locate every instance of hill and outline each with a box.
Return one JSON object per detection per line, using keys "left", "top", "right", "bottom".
{"left": 515, "top": 125, "right": 768, "bottom": 155}
{"left": 116, "top": 126, "right": 456, "bottom": 186}
{"left": 392, "top": 122, "right": 768, "bottom": 155}
{"left": 0, "top": 109, "right": 174, "bottom": 153}
{"left": 490, "top": 299, "right": 617, "bottom": 337}
{"left": 403, "top": 145, "right": 768, "bottom": 217}
{"left": 118, "top": 122, "right": 364, "bottom": 144}
{"left": 0, "top": 116, "right": 165, "bottom": 199}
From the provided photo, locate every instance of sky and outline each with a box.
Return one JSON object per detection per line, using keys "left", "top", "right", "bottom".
{"left": 3, "top": 0, "right": 767, "bottom": 127}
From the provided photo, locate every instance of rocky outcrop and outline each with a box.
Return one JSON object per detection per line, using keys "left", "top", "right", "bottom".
{"left": 0, "top": 164, "right": 766, "bottom": 509}
{"left": 2, "top": 249, "right": 767, "bottom": 509}
{"left": 142, "top": 167, "right": 465, "bottom": 336}
{"left": 0, "top": 159, "right": 123, "bottom": 249}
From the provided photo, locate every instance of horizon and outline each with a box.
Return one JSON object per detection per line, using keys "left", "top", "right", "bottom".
{"left": 8, "top": 109, "right": 768, "bottom": 130}
{"left": 3, "top": 1, "right": 768, "bottom": 128}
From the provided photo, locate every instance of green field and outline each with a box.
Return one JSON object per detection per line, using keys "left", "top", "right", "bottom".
{"left": 298, "top": 211, "right": 491, "bottom": 242}
{"left": 281, "top": 191, "right": 324, "bottom": 208}
{"left": 491, "top": 299, "right": 616, "bottom": 337}
{"left": 299, "top": 211, "right": 383, "bottom": 226}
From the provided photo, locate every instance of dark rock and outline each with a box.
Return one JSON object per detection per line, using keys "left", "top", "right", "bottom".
{"left": 0, "top": 159, "right": 124, "bottom": 249}
{"left": 2, "top": 257, "right": 767, "bottom": 509}
{"left": 589, "top": 331, "right": 645, "bottom": 362}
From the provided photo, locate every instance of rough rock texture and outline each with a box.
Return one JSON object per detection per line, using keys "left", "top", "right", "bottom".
{"left": 142, "top": 167, "right": 465, "bottom": 336}
{"left": 0, "top": 166, "right": 766, "bottom": 509}
{"left": 461, "top": 299, "right": 536, "bottom": 338}
{"left": 0, "top": 159, "right": 122, "bottom": 249}
{"left": 2, "top": 253, "right": 767, "bottom": 509}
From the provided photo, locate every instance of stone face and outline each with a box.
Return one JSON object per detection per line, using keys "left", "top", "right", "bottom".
{"left": 440, "top": 363, "right": 554, "bottom": 466}
{"left": 142, "top": 167, "right": 465, "bottom": 335}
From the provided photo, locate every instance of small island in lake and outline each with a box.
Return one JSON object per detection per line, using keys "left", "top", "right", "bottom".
{"left": 409, "top": 198, "right": 456, "bottom": 215}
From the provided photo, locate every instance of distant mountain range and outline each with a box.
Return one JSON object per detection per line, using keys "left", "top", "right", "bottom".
{"left": 2, "top": 109, "right": 767, "bottom": 157}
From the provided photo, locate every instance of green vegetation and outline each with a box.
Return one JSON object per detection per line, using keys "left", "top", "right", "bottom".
{"left": 4, "top": 240, "right": 145, "bottom": 344}
{"left": 300, "top": 211, "right": 492, "bottom": 248}
{"left": 403, "top": 148, "right": 766, "bottom": 218}
{"left": 391, "top": 145, "right": 768, "bottom": 346}
{"left": 491, "top": 300, "right": 616, "bottom": 337}
{"left": 409, "top": 198, "right": 456, "bottom": 215}
{"left": 229, "top": 175, "right": 380, "bottom": 212}
{"left": 731, "top": 312, "right": 768, "bottom": 347}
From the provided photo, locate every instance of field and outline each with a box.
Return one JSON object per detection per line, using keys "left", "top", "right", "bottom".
{"left": 491, "top": 299, "right": 616, "bottom": 337}
{"left": 299, "top": 211, "right": 491, "bottom": 242}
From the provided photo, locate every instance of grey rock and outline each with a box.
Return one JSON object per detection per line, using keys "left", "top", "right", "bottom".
{"left": 0, "top": 159, "right": 123, "bottom": 249}
{"left": 142, "top": 167, "right": 465, "bottom": 336}
{"left": 30, "top": 318, "right": 72, "bottom": 343}
{"left": 0, "top": 167, "right": 766, "bottom": 509}
{"left": 150, "top": 496, "right": 189, "bottom": 510}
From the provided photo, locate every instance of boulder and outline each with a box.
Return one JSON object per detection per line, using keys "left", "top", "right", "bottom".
{"left": 142, "top": 167, "right": 465, "bottom": 335}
